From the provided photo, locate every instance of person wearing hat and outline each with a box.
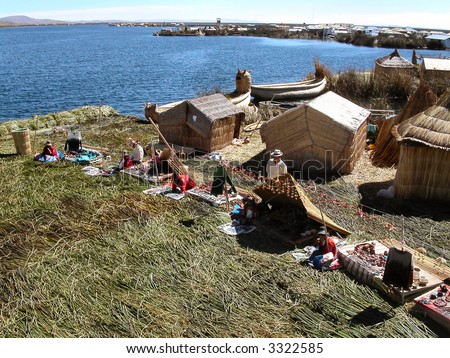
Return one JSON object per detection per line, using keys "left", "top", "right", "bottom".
{"left": 265, "top": 149, "right": 287, "bottom": 179}
{"left": 308, "top": 229, "right": 337, "bottom": 270}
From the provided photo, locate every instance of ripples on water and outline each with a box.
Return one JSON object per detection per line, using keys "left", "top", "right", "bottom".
{"left": 1, "top": 25, "right": 449, "bottom": 122}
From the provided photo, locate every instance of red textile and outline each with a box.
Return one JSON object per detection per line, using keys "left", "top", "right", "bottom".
{"left": 172, "top": 174, "right": 196, "bottom": 193}
{"left": 318, "top": 237, "right": 337, "bottom": 258}
{"left": 42, "top": 145, "right": 58, "bottom": 157}
{"left": 123, "top": 156, "right": 133, "bottom": 169}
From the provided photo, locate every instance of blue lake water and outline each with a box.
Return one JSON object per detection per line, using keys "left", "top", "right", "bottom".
{"left": 1, "top": 24, "right": 449, "bottom": 122}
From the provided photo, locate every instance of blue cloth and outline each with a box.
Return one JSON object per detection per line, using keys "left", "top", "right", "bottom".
{"left": 36, "top": 150, "right": 64, "bottom": 162}
{"left": 65, "top": 149, "right": 100, "bottom": 164}
{"left": 309, "top": 251, "right": 324, "bottom": 270}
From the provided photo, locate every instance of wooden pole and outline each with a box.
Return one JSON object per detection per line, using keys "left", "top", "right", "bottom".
{"left": 150, "top": 137, "right": 159, "bottom": 182}
{"left": 314, "top": 182, "right": 328, "bottom": 235}
{"left": 223, "top": 165, "right": 230, "bottom": 212}
{"left": 32, "top": 115, "right": 38, "bottom": 154}
{"left": 98, "top": 105, "right": 103, "bottom": 153}
{"left": 401, "top": 215, "right": 405, "bottom": 250}
{"left": 146, "top": 116, "right": 187, "bottom": 176}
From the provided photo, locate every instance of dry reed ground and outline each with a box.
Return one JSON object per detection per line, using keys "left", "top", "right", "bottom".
{"left": 0, "top": 110, "right": 448, "bottom": 338}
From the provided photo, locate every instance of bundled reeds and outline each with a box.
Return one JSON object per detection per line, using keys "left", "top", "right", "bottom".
{"left": 394, "top": 90, "right": 450, "bottom": 200}
{"left": 371, "top": 82, "right": 437, "bottom": 167}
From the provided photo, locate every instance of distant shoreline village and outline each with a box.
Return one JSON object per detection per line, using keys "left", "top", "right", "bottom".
{"left": 1, "top": 15, "right": 449, "bottom": 50}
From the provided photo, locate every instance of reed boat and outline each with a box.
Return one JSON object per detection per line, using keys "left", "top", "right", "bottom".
{"left": 251, "top": 76, "right": 326, "bottom": 101}
{"left": 228, "top": 90, "right": 251, "bottom": 108}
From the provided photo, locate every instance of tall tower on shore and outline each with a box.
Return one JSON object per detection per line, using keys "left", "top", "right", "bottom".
{"left": 216, "top": 18, "right": 221, "bottom": 29}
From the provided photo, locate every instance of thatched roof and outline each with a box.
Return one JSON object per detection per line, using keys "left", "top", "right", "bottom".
{"left": 186, "top": 93, "right": 244, "bottom": 139}
{"left": 394, "top": 90, "right": 450, "bottom": 150}
{"left": 422, "top": 57, "right": 450, "bottom": 72}
{"left": 375, "top": 49, "right": 414, "bottom": 69}
{"left": 187, "top": 93, "right": 243, "bottom": 123}
{"left": 371, "top": 82, "right": 438, "bottom": 166}
{"left": 307, "top": 91, "right": 370, "bottom": 132}
{"left": 254, "top": 174, "right": 351, "bottom": 236}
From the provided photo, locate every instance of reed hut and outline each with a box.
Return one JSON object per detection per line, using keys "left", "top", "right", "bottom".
{"left": 260, "top": 91, "right": 371, "bottom": 175}
{"left": 393, "top": 91, "right": 450, "bottom": 200}
{"left": 371, "top": 82, "right": 437, "bottom": 167}
{"left": 421, "top": 57, "right": 450, "bottom": 82}
{"left": 374, "top": 49, "right": 416, "bottom": 79}
{"left": 158, "top": 93, "right": 245, "bottom": 153}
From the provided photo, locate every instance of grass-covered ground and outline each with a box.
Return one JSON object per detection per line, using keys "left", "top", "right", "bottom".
{"left": 0, "top": 107, "right": 448, "bottom": 338}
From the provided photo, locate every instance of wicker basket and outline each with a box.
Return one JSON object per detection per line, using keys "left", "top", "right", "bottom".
{"left": 11, "top": 129, "right": 31, "bottom": 155}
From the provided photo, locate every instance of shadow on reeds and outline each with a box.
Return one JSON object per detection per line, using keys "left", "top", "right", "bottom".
{"left": 359, "top": 180, "right": 450, "bottom": 220}
{"left": 236, "top": 228, "right": 294, "bottom": 254}
{"left": 350, "top": 306, "right": 394, "bottom": 326}
{"left": 0, "top": 153, "right": 17, "bottom": 158}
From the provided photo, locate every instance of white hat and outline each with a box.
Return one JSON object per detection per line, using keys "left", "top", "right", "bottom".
{"left": 318, "top": 230, "right": 328, "bottom": 236}
{"left": 270, "top": 149, "right": 283, "bottom": 157}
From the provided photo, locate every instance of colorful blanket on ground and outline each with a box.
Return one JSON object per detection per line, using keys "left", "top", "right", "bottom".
{"left": 34, "top": 150, "right": 65, "bottom": 162}
{"left": 65, "top": 149, "right": 102, "bottom": 165}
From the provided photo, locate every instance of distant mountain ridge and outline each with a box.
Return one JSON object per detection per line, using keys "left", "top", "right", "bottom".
{"left": 0, "top": 15, "right": 70, "bottom": 26}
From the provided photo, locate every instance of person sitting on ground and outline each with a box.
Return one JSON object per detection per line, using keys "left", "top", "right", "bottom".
{"left": 116, "top": 151, "right": 134, "bottom": 171}
{"left": 34, "top": 140, "right": 61, "bottom": 161}
{"left": 171, "top": 166, "right": 196, "bottom": 193}
{"left": 308, "top": 229, "right": 337, "bottom": 270}
{"left": 130, "top": 139, "right": 144, "bottom": 164}
{"left": 230, "top": 196, "right": 258, "bottom": 225}
{"left": 64, "top": 131, "right": 82, "bottom": 153}
{"left": 265, "top": 149, "right": 287, "bottom": 179}
{"left": 42, "top": 141, "right": 58, "bottom": 157}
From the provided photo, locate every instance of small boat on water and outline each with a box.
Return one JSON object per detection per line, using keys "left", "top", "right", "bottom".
{"left": 251, "top": 76, "right": 327, "bottom": 101}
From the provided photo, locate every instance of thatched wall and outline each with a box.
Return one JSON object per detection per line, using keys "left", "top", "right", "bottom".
{"left": 159, "top": 102, "right": 187, "bottom": 126}
{"left": 374, "top": 64, "right": 416, "bottom": 78}
{"left": 394, "top": 144, "right": 450, "bottom": 200}
{"left": 371, "top": 83, "right": 437, "bottom": 167}
{"left": 340, "top": 120, "right": 368, "bottom": 174}
{"left": 260, "top": 91, "right": 369, "bottom": 175}
{"left": 160, "top": 117, "right": 239, "bottom": 153}
{"left": 184, "top": 115, "right": 239, "bottom": 153}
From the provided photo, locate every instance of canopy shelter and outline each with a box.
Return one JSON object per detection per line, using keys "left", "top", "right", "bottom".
{"left": 254, "top": 173, "right": 351, "bottom": 236}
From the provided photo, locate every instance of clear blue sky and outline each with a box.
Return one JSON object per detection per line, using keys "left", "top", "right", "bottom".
{"left": 1, "top": 0, "right": 449, "bottom": 30}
